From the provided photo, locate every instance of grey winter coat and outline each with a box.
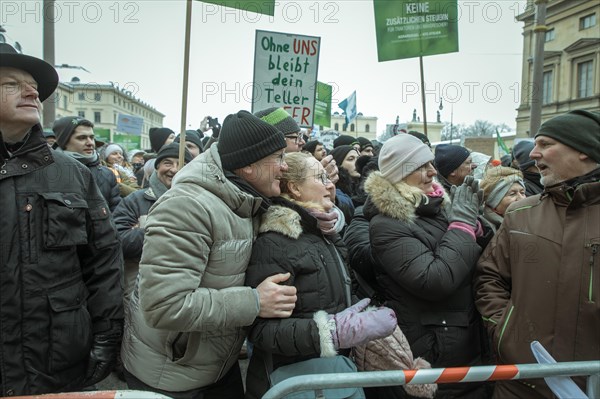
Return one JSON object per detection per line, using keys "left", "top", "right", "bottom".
{"left": 121, "top": 145, "right": 263, "bottom": 391}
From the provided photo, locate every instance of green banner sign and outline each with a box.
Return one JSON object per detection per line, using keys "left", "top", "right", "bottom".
{"left": 199, "top": 1, "right": 275, "bottom": 16}
{"left": 113, "top": 133, "right": 142, "bottom": 151}
{"left": 373, "top": 0, "right": 459, "bottom": 61}
{"left": 314, "top": 82, "right": 332, "bottom": 127}
{"left": 94, "top": 128, "right": 111, "bottom": 144}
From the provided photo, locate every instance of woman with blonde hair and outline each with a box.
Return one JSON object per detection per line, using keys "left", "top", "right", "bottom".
{"left": 479, "top": 166, "right": 526, "bottom": 232}
{"left": 244, "top": 152, "right": 396, "bottom": 399}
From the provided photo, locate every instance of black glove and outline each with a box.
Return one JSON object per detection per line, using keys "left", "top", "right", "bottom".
{"left": 448, "top": 176, "right": 483, "bottom": 227}
{"left": 82, "top": 321, "right": 123, "bottom": 387}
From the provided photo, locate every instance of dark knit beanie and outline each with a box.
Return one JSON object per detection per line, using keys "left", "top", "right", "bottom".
{"left": 52, "top": 116, "right": 94, "bottom": 149}
{"left": 408, "top": 131, "right": 431, "bottom": 148}
{"left": 149, "top": 127, "right": 175, "bottom": 153}
{"left": 254, "top": 107, "right": 300, "bottom": 135}
{"left": 333, "top": 135, "right": 359, "bottom": 148}
{"left": 175, "top": 130, "right": 204, "bottom": 153}
{"left": 356, "top": 137, "right": 374, "bottom": 151}
{"left": 356, "top": 155, "right": 374, "bottom": 176}
{"left": 303, "top": 140, "right": 320, "bottom": 155}
{"left": 155, "top": 142, "right": 192, "bottom": 168}
{"left": 434, "top": 144, "right": 470, "bottom": 178}
{"left": 331, "top": 145, "right": 357, "bottom": 167}
{"left": 535, "top": 110, "right": 600, "bottom": 163}
{"left": 512, "top": 140, "right": 535, "bottom": 171}
{"left": 218, "top": 110, "right": 286, "bottom": 171}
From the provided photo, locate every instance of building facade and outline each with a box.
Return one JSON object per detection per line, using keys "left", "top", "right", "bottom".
{"left": 516, "top": 0, "right": 600, "bottom": 136}
{"left": 53, "top": 79, "right": 164, "bottom": 150}
{"left": 319, "top": 112, "right": 378, "bottom": 141}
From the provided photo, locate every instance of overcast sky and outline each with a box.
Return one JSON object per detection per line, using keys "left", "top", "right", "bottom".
{"left": 3, "top": 0, "right": 527, "bottom": 134}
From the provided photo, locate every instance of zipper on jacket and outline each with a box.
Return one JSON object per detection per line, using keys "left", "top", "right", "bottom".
{"left": 586, "top": 243, "right": 598, "bottom": 302}
{"left": 497, "top": 305, "right": 514, "bottom": 356}
{"left": 24, "top": 196, "right": 36, "bottom": 263}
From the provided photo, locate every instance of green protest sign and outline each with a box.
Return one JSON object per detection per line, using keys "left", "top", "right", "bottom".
{"left": 373, "top": 0, "right": 459, "bottom": 61}
{"left": 199, "top": 1, "right": 275, "bottom": 16}
{"left": 252, "top": 30, "right": 321, "bottom": 128}
{"left": 94, "top": 128, "right": 111, "bottom": 144}
{"left": 113, "top": 133, "right": 142, "bottom": 151}
{"left": 314, "top": 82, "right": 332, "bottom": 127}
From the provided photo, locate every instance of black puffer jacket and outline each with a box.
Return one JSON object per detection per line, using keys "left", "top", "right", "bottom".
{"left": 0, "top": 126, "right": 124, "bottom": 396}
{"left": 364, "top": 172, "right": 488, "bottom": 399}
{"left": 87, "top": 157, "right": 121, "bottom": 211}
{"left": 244, "top": 198, "right": 353, "bottom": 399}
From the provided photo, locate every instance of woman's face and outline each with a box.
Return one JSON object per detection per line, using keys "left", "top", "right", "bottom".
{"left": 494, "top": 182, "right": 526, "bottom": 215}
{"left": 293, "top": 158, "right": 335, "bottom": 211}
{"left": 341, "top": 149, "right": 360, "bottom": 178}
{"left": 404, "top": 162, "right": 437, "bottom": 194}
{"left": 107, "top": 151, "right": 123, "bottom": 166}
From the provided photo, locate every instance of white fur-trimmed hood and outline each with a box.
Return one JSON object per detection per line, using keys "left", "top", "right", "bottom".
{"left": 364, "top": 171, "right": 449, "bottom": 223}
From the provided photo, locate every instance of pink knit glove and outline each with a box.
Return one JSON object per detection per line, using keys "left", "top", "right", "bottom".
{"left": 329, "top": 299, "right": 397, "bottom": 349}
{"left": 307, "top": 208, "right": 338, "bottom": 235}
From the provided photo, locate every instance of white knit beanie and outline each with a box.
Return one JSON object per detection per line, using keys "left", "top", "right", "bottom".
{"left": 378, "top": 134, "right": 434, "bottom": 185}
{"left": 103, "top": 144, "right": 123, "bottom": 160}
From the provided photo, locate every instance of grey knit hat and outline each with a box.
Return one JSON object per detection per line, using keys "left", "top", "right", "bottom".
{"left": 218, "top": 110, "right": 286, "bottom": 170}
{"left": 254, "top": 107, "right": 300, "bottom": 135}
{"left": 379, "top": 134, "right": 434, "bottom": 185}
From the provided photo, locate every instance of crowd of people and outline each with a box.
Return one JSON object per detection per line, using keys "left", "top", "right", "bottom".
{"left": 1, "top": 43, "right": 599, "bottom": 399}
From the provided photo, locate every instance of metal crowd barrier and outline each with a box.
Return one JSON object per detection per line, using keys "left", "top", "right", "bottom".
{"left": 262, "top": 361, "right": 600, "bottom": 399}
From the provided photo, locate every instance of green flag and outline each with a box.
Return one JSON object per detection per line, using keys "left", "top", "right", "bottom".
{"left": 199, "top": 1, "right": 275, "bottom": 16}
{"left": 496, "top": 130, "right": 510, "bottom": 155}
{"left": 314, "top": 82, "right": 332, "bottom": 127}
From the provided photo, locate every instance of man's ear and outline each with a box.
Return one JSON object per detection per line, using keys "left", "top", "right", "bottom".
{"left": 234, "top": 164, "right": 256, "bottom": 180}
{"left": 578, "top": 152, "right": 590, "bottom": 161}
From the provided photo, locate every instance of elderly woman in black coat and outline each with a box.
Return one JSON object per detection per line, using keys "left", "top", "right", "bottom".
{"left": 363, "top": 134, "right": 490, "bottom": 399}
{"left": 244, "top": 152, "right": 396, "bottom": 399}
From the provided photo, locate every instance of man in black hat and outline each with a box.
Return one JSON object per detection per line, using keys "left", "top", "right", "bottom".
{"left": 434, "top": 143, "right": 477, "bottom": 191}
{"left": 475, "top": 109, "right": 600, "bottom": 399}
{"left": 52, "top": 116, "right": 121, "bottom": 211}
{"left": 0, "top": 44, "right": 123, "bottom": 395}
{"left": 121, "top": 110, "right": 297, "bottom": 397}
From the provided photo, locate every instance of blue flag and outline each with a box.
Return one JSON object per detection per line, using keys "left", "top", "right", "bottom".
{"left": 339, "top": 91, "right": 357, "bottom": 125}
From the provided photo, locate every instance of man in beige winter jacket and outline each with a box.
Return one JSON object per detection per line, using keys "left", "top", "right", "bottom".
{"left": 121, "top": 111, "right": 297, "bottom": 398}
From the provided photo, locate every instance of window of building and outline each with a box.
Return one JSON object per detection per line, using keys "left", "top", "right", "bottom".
{"left": 544, "top": 28, "right": 555, "bottom": 42}
{"left": 62, "top": 95, "right": 67, "bottom": 109}
{"left": 114, "top": 113, "right": 117, "bottom": 124}
{"left": 94, "top": 111, "right": 101, "bottom": 123}
{"left": 78, "top": 92, "right": 85, "bottom": 101}
{"left": 94, "top": 93, "right": 101, "bottom": 102}
{"left": 113, "top": 95, "right": 116, "bottom": 103}
{"left": 350, "top": 123, "right": 355, "bottom": 132}
{"left": 580, "top": 14, "right": 596, "bottom": 30}
{"left": 343, "top": 123, "right": 347, "bottom": 132}
{"left": 577, "top": 60, "right": 593, "bottom": 98}
{"left": 542, "top": 70, "right": 553, "bottom": 104}
{"left": 78, "top": 111, "right": 85, "bottom": 118}
{"left": 334, "top": 123, "right": 339, "bottom": 130}
{"left": 365, "top": 124, "right": 370, "bottom": 133}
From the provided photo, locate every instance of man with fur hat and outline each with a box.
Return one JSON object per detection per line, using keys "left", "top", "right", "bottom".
{"left": 475, "top": 109, "right": 600, "bottom": 399}
{"left": 122, "top": 110, "right": 297, "bottom": 397}
{"left": 434, "top": 143, "right": 477, "bottom": 191}
{"left": 0, "top": 44, "right": 123, "bottom": 395}
{"left": 52, "top": 116, "right": 121, "bottom": 210}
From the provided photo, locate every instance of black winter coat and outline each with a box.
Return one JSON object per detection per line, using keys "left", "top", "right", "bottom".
{"left": 244, "top": 199, "right": 353, "bottom": 399}
{"left": 364, "top": 172, "right": 488, "bottom": 399}
{"left": 0, "top": 126, "right": 124, "bottom": 396}
{"left": 87, "top": 157, "right": 121, "bottom": 211}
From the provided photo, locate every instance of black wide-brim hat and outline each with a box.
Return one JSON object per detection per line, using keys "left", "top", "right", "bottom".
{"left": 0, "top": 43, "right": 59, "bottom": 102}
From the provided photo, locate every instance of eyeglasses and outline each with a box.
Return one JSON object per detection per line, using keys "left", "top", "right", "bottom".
{"left": 273, "top": 151, "right": 285, "bottom": 164}
{"left": 304, "top": 172, "right": 330, "bottom": 186}
{"left": 285, "top": 135, "right": 300, "bottom": 144}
